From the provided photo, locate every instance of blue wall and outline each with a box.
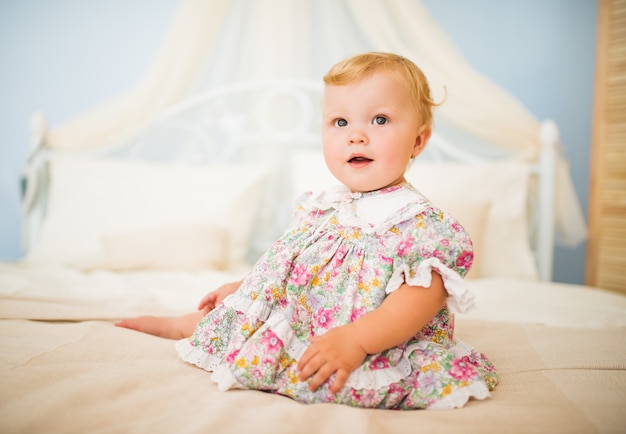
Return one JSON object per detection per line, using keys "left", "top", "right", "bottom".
{"left": 0, "top": 0, "right": 597, "bottom": 285}
{"left": 0, "top": 0, "right": 179, "bottom": 260}
{"left": 421, "top": 0, "right": 597, "bottom": 285}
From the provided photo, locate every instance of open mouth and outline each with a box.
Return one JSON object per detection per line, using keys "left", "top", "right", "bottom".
{"left": 348, "top": 156, "right": 373, "bottom": 163}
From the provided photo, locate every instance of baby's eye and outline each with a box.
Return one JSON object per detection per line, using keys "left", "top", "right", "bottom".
{"left": 334, "top": 118, "right": 348, "bottom": 127}
{"left": 373, "top": 116, "right": 388, "bottom": 125}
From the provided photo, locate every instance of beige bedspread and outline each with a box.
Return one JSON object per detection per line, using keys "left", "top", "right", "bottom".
{"left": 0, "top": 264, "right": 625, "bottom": 433}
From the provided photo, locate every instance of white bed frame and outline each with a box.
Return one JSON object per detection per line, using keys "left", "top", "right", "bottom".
{"left": 22, "top": 79, "right": 557, "bottom": 281}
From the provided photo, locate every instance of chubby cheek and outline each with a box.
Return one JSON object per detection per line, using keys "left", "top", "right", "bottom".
{"left": 322, "top": 132, "right": 341, "bottom": 160}
{"left": 322, "top": 146, "right": 340, "bottom": 177}
{"left": 322, "top": 146, "right": 345, "bottom": 184}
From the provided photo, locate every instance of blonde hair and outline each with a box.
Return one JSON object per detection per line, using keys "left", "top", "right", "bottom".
{"left": 323, "top": 52, "right": 440, "bottom": 129}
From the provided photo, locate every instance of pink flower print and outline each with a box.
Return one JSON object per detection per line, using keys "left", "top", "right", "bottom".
{"left": 256, "top": 261, "right": 269, "bottom": 274}
{"left": 349, "top": 306, "right": 367, "bottom": 322}
{"left": 252, "top": 368, "right": 264, "bottom": 380}
{"left": 451, "top": 222, "right": 462, "bottom": 232}
{"left": 263, "top": 356, "right": 276, "bottom": 365}
{"left": 418, "top": 370, "right": 442, "bottom": 395}
{"left": 433, "top": 249, "right": 446, "bottom": 261}
{"left": 333, "top": 245, "right": 349, "bottom": 265}
{"left": 440, "top": 239, "right": 450, "bottom": 247}
{"left": 398, "top": 236, "right": 414, "bottom": 257}
{"left": 449, "top": 358, "right": 477, "bottom": 381}
{"left": 225, "top": 349, "right": 240, "bottom": 364}
{"left": 456, "top": 251, "right": 473, "bottom": 269}
{"left": 385, "top": 382, "right": 407, "bottom": 406}
{"left": 379, "top": 254, "right": 393, "bottom": 266}
{"left": 388, "top": 382, "right": 405, "bottom": 395}
{"left": 461, "top": 352, "right": 494, "bottom": 372}
{"left": 259, "top": 329, "right": 284, "bottom": 354}
{"left": 461, "top": 353, "right": 479, "bottom": 365}
{"left": 314, "top": 307, "right": 335, "bottom": 330}
{"left": 419, "top": 324, "right": 435, "bottom": 339}
{"left": 197, "top": 324, "right": 215, "bottom": 340}
{"left": 289, "top": 263, "right": 311, "bottom": 287}
{"left": 368, "top": 356, "right": 390, "bottom": 370}
{"left": 419, "top": 244, "right": 433, "bottom": 259}
{"left": 350, "top": 388, "right": 380, "bottom": 407}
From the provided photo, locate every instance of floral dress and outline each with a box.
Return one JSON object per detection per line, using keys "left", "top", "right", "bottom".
{"left": 176, "top": 182, "right": 498, "bottom": 409}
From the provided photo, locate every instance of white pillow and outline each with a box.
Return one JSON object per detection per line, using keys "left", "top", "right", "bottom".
{"left": 84, "top": 223, "right": 229, "bottom": 271}
{"left": 405, "top": 161, "right": 537, "bottom": 280}
{"left": 28, "top": 157, "right": 272, "bottom": 270}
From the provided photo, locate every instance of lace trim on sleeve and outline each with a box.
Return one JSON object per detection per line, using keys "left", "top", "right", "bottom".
{"left": 386, "top": 257, "right": 476, "bottom": 314}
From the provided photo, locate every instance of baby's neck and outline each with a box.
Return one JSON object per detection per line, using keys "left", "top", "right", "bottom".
{"left": 347, "top": 178, "right": 408, "bottom": 194}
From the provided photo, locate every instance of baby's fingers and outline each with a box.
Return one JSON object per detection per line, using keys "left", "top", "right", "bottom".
{"left": 297, "top": 346, "right": 319, "bottom": 378}
{"left": 329, "top": 369, "right": 349, "bottom": 393}
{"left": 307, "top": 362, "right": 336, "bottom": 392}
{"left": 197, "top": 293, "right": 217, "bottom": 311}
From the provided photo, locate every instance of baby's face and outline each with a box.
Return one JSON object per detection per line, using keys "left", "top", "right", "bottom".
{"left": 321, "top": 71, "right": 428, "bottom": 193}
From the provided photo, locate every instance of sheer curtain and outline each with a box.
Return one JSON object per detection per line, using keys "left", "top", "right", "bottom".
{"left": 42, "top": 0, "right": 586, "bottom": 247}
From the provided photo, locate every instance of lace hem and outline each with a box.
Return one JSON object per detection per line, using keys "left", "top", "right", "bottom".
{"left": 386, "top": 257, "right": 476, "bottom": 314}
{"left": 179, "top": 314, "right": 481, "bottom": 394}
{"left": 178, "top": 333, "right": 492, "bottom": 407}
{"left": 176, "top": 338, "right": 220, "bottom": 371}
{"left": 175, "top": 293, "right": 275, "bottom": 373}
{"left": 427, "top": 381, "right": 491, "bottom": 410}
{"left": 175, "top": 339, "right": 247, "bottom": 391}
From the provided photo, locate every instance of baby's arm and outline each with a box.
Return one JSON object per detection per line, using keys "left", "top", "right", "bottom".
{"left": 298, "top": 271, "right": 446, "bottom": 393}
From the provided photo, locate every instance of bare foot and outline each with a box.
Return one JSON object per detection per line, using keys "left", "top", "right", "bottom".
{"left": 115, "top": 312, "right": 203, "bottom": 340}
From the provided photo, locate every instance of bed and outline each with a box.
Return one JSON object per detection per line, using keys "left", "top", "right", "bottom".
{"left": 2, "top": 80, "right": 625, "bottom": 434}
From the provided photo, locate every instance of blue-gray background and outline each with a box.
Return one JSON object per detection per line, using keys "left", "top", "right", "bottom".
{"left": 0, "top": 0, "right": 597, "bottom": 285}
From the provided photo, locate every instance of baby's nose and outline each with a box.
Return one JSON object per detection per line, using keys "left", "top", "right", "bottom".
{"left": 348, "top": 129, "right": 367, "bottom": 144}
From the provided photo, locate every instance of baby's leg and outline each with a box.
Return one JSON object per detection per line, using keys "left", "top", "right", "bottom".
{"left": 115, "top": 311, "right": 204, "bottom": 340}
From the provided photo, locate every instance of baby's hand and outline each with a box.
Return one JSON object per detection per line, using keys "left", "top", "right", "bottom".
{"left": 197, "top": 280, "right": 242, "bottom": 314}
{"left": 297, "top": 325, "right": 367, "bottom": 393}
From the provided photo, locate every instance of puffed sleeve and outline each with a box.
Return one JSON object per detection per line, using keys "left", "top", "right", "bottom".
{"left": 386, "top": 205, "right": 476, "bottom": 313}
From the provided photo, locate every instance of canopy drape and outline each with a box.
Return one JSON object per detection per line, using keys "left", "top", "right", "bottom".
{"left": 42, "top": 0, "right": 587, "bottom": 247}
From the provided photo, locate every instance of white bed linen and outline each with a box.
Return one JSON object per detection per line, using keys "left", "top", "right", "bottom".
{"left": 0, "top": 263, "right": 626, "bottom": 328}
{"left": 0, "top": 263, "right": 626, "bottom": 434}
{"left": 1, "top": 261, "right": 625, "bottom": 434}
{"left": 1, "top": 262, "right": 623, "bottom": 329}
{"left": 0, "top": 262, "right": 248, "bottom": 320}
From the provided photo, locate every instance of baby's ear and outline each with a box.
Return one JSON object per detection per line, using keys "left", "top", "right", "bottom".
{"left": 412, "top": 126, "right": 431, "bottom": 157}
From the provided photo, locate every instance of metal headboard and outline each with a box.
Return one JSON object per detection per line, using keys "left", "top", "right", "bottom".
{"left": 22, "top": 79, "right": 556, "bottom": 280}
